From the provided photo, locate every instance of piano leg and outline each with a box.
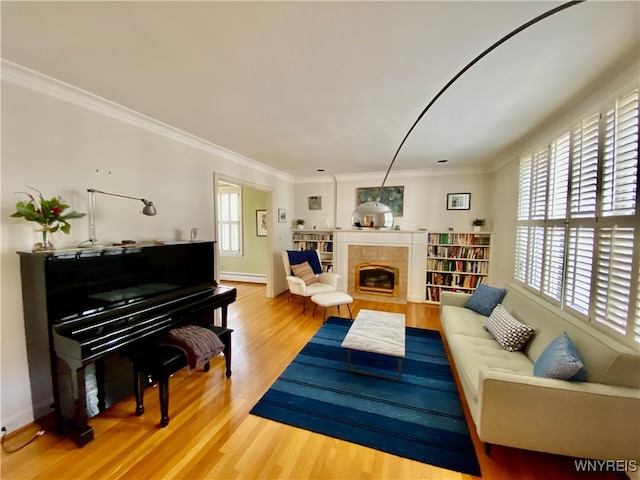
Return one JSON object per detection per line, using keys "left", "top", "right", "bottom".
{"left": 206, "top": 326, "right": 233, "bottom": 378}
{"left": 223, "top": 331, "right": 232, "bottom": 378}
{"left": 95, "top": 359, "right": 106, "bottom": 412}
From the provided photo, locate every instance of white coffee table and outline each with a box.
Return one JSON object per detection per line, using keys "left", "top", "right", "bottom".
{"left": 341, "top": 309, "right": 406, "bottom": 381}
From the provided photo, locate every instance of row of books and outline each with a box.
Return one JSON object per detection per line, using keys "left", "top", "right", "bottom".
{"left": 292, "top": 233, "right": 333, "bottom": 241}
{"left": 426, "top": 259, "right": 489, "bottom": 274}
{"left": 427, "top": 245, "right": 489, "bottom": 260}
{"left": 426, "top": 272, "right": 485, "bottom": 289}
{"left": 428, "top": 233, "right": 490, "bottom": 246}
{"left": 425, "top": 285, "right": 473, "bottom": 302}
{"left": 293, "top": 241, "right": 333, "bottom": 252}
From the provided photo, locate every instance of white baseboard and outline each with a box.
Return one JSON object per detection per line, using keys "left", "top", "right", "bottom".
{"left": 219, "top": 272, "right": 267, "bottom": 284}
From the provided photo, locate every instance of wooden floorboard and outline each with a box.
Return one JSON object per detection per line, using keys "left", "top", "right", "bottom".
{"left": 1, "top": 282, "right": 619, "bottom": 479}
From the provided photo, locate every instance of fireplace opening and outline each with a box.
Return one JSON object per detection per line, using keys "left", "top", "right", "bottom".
{"left": 355, "top": 263, "right": 399, "bottom": 296}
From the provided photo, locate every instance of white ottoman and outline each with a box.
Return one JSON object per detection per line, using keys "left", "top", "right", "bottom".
{"left": 311, "top": 292, "right": 354, "bottom": 323}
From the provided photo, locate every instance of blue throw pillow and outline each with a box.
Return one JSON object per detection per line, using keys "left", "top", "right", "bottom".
{"left": 465, "top": 284, "right": 507, "bottom": 317}
{"left": 286, "top": 250, "right": 323, "bottom": 275}
{"left": 534, "top": 332, "right": 586, "bottom": 381}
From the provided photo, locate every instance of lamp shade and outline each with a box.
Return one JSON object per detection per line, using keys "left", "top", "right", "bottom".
{"left": 351, "top": 201, "right": 394, "bottom": 229}
{"left": 142, "top": 201, "right": 156, "bottom": 216}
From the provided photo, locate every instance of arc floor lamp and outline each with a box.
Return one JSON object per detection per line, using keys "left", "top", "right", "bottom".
{"left": 351, "top": 0, "right": 585, "bottom": 228}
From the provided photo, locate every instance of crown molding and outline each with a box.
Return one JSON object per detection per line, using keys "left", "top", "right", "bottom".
{"left": 1, "top": 59, "right": 295, "bottom": 184}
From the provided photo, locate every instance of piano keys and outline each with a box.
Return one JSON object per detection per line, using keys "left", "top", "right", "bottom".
{"left": 18, "top": 241, "right": 236, "bottom": 446}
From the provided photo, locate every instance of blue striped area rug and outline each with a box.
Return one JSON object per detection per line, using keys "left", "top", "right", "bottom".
{"left": 250, "top": 317, "right": 481, "bottom": 476}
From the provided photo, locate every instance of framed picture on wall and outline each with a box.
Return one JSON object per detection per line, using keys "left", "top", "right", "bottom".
{"left": 278, "top": 208, "right": 287, "bottom": 223}
{"left": 357, "top": 186, "right": 404, "bottom": 216}
{"left": 447, "top": 193, "right": 471, "bottom": 210}
{"left": 256, "top": 210, "right": 267, "bottom": 236}
{"left": 308, "top": 196, "right": 322, "bottom": 210}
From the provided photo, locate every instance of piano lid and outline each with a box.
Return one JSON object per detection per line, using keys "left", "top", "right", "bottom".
{"left": 20, "top": 241, "right": 218, "bottom": 323}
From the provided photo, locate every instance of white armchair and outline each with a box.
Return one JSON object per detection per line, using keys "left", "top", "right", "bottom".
{"left": 282, "top": 250, "right": 340, "bottom": 314}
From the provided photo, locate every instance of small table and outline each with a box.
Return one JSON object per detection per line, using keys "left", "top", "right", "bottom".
{"left": 311, "top": 291, "right": 353, "bottom": 323}
{"left": 341, "top": 309, "right": 405, "bottom": 381}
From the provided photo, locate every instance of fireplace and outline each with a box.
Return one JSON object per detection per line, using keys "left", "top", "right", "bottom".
{"left": 355, "top": 263, "right": 399, "bottom": 297}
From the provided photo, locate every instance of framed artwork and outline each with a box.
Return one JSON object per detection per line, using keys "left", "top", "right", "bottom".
{"left": 256, "top": 210, "right": 267, "bottom": 236}
{"left": 278, "top": 208, "right": 287, "bottom": 223}
{"left": 447, "top": 193, "right": 471, "bottom": 210}
{"left": 357, "top": 186, "right": 404, "bottom": 216}
{"left": 308, "top": 196, "right": 322, "bottom": 210}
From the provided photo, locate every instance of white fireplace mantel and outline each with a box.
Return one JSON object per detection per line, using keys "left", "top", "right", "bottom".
{"left": 334, "top": 230, "right": 427, "bottom": 303}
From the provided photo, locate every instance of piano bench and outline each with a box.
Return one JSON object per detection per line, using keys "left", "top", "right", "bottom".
{"left": 132, "top": 345, "right": 210, "bottom": 427}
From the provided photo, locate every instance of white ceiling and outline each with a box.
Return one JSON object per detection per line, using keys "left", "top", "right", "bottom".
{"left": 2, "top": 1, "right": 639, "bottom": 178}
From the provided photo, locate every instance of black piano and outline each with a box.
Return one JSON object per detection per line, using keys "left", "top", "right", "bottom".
{"left": 18, "top": 241, "right": 236, "bottom": 446}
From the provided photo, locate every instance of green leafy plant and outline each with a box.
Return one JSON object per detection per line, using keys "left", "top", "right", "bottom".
{"left": 472, "top": 218, "right": 486, "bottom": 227}
{"left": 11, "top": 187, "right": 86, "bottom": 234}
{"left": 296, "top": 218, "right": 305, "bottom": 226}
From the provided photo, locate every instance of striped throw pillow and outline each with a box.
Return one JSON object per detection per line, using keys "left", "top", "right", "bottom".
{"left": 291, "top": 261, "right": 318, "bottom": 285}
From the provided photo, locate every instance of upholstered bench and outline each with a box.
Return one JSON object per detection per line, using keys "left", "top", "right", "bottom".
{"left": 132, "top": 345, "right": 210, "bottom": 427}
{"left": 311, "top": 291, "right": 353, "bottom": 323}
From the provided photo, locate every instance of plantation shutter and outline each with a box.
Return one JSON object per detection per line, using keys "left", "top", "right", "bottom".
{"left": 514, "top": 225, "right": 529, "bottom": 282}
{"left": 547, "top": 133, "right": 570, "bottom": 220}
{"left": 218, "top": 185, "right": 242, "bottom": 255}
{"left": 594, "top": 227, "right": 635, "bottom": 334}
{"left": 602, "top": 90, "right": 639, "bottom": 217}
{"left": 542, "top": 226, "right": 566, "bottom": 302}
{"left": 531, "top": 147, "right": 549, "bottom": 220}
{"left": 517, "top": 155, "right": 532, "bottom": 220}
{"left": 570, "top": 114, "right": 600, "bottom": 218}
{"left": 526, "top": 226, "right": 544, "bottom": 291}
{"left": 564, "top": 226, "right": 595, "bottom": 315}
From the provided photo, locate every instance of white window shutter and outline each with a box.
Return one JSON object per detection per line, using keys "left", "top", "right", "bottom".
{"left": 542, "top": 226, "right": 566, "bottom": 302}
{"left": 526, "top": 226, "right": 544, "bottom": 291}
{"left": 570, "top": 113, "right": 600, "bottom": 219}
{"left": 531, "top": 147, "right": 549, "bottom": 220}
{"left": 514, "top": 225, "right": 529, "bottom": 282}
{"left": 594, "top": 227, "right": 635, "bottom": 335}
{"left": 602, "top": 90, "right": 639, "bottom": 217}
{"left": 517, "top": 155, "right": 532, "bottom": 221}
{"left": 548, "top": 133, "right": 570, "bottom": 220}
{"left": 564, "top": 226, "right": 595, "bottom": 315}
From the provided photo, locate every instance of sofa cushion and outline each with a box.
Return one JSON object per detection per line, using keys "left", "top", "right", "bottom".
{"left": 484, "top": 304, "right": 535, "bottom": 352}
{"left": 440, "top": 305, "right": 495, "bottom": 340}
{"left": 465, "top": 284, "right": 507, "bottom": 316}
{"left": 534, "top": 332, "right": 585, "bottom": 381}
{"left": 290, "top": 261, "right": 318, "bottom": 285}
{"left": 446, "top": 333, "right": 534, "bottom": 403}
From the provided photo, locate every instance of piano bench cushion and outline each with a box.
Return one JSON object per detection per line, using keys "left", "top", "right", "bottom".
{"left": 133, "top": 345, "right": 188, "bottom": 377}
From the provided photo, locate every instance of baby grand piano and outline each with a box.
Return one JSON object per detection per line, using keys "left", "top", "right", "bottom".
{"left": 18, "top": 241, "right": 236, "bottom": 446}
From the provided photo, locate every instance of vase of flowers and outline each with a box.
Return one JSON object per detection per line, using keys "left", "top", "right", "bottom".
{"left": 11, "top": 187, "right": 86, "bottom": 251}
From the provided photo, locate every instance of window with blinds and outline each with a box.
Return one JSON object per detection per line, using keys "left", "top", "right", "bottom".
{"left": 515, "top": 87, "right": 639, "bottom": 346}
{"left": 218, "top": 184, "right": 243, "bottom": 256}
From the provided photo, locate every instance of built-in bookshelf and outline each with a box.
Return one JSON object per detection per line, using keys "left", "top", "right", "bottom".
{"left": 425, "top": 232, "right": 491, "bottom": 304}
{"left": 291, "top": 230, "right": 334, "bottom": 272}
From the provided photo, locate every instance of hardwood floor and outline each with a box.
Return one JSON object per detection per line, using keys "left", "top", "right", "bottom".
{"left": 1, "top": 282, "right": 619, "bottom": 480}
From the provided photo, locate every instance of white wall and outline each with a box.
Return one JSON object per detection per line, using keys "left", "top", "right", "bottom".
{"left": 0, "top": 67, "right": 294, "bottom": 431}
{"left": 295, "top": 169, "right": 493, "bottom": 233}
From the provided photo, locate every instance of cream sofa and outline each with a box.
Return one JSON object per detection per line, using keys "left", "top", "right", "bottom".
{"left": 440, "top": 283, "right": 640, "bottom": 461}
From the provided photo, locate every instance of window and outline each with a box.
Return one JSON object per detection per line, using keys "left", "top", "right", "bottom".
{"left": 515, "top": 88, "right": 639, "bottom": 346}
{"left": 218, "top": 184, "right": 242, "bottom": 256}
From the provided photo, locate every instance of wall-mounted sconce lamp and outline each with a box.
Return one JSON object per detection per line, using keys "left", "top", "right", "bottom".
{"left": 86, "top": 188, "right": 157, "bottom": 246}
